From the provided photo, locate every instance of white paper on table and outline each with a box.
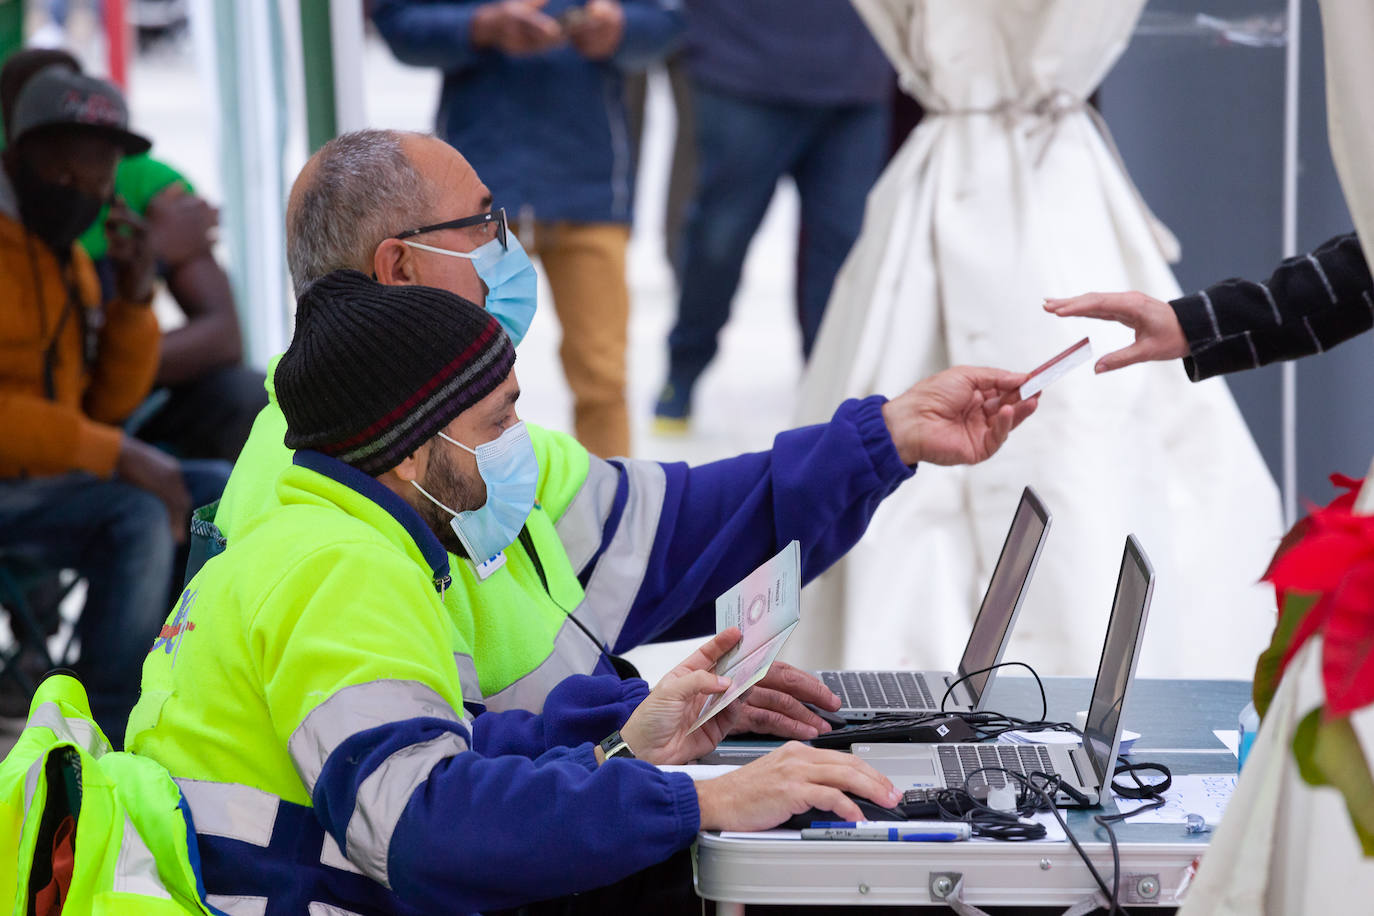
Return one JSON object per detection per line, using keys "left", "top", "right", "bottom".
{"left": 719, "top": 829, "right": 802, "bottom": 840}
{"left": 1213, "top": 729, "right": 1241, "bottom": 757}
{"left": 688, "top": 542, "right": 801, "bottom": 733}
{"left": 719, "top": 829, "right": 804, "bottom": 840}
{"left": 1001, "top": 729, "right": 1139, "bottom": 755}
{"left": 1111, "top": 773, "right": 1236, "bottom": 825}
{"left": 720, "top": 816, "right": 1067, "bottom": 842}
{"left": 658, "top": 764, "right": 740, "bottom": 781}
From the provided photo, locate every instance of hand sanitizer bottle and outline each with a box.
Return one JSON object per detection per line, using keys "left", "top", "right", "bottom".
{"left": 1238, "top": 701, "right": 1260, "bottom": 771}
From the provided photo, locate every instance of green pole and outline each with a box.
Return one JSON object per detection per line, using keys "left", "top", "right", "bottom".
{"left": 299, "top": 0, "right": 337, "bottom": 153}
{"left": 0, "top": 0, "right": 24, "bottom": 143}
{"left": 0, "top": 0, "right": 24, "bottom": 66}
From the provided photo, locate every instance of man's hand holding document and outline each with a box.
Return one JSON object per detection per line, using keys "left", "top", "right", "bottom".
{"left": 689, "top": 541, "right": 802, "bottom": 733}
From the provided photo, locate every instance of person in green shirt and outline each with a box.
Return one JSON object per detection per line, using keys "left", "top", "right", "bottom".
{"left": 86, "top": 151, "right": 267, "bottom": 463}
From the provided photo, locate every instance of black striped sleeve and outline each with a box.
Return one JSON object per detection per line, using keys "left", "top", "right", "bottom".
{"left": 1171, "top": 232, "right": 1372, "bottom": 380}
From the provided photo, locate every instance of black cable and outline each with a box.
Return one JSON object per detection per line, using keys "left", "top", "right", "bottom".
{"left": 944, "top": 765, "right": 1130, "bottom": 915}
{"left": 1109, "top": 760, "right": 1172, "bottom": 800}
{"left": 516, "top": 527, "right": 640, "bottom": 678}
{"left": 1016, "top": 772, "right": 1128, "bottom": 916}
{"left": 940, "top": 660, "right": 1048, "bottom": 722}
{"left": 903, "top": 757, "right": 1172, "bottom": 914}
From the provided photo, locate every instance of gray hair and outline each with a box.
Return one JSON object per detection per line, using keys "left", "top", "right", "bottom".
{"left": 286, "top": 128, "right": 436, "bottom": 295}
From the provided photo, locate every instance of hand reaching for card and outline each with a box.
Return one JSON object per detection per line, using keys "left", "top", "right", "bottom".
{"left": 1043, "top": 292, "right": 1189, "bottom": 372}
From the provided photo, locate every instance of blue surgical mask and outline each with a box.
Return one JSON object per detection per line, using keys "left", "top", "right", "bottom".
{"left": 411, "top": 421, "right": 538, "bottom": 576}
{"left": 403, "top": 233, "right": 538, "bottom": 346}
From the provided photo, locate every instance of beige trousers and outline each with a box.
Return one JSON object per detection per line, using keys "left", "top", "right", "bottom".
{"left": 518, "top": 221, "right": 632, "bottom": 458}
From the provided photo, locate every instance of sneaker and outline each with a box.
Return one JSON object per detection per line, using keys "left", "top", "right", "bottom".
{"left": 653, "top": 381, "right": 692, "bottom": 435}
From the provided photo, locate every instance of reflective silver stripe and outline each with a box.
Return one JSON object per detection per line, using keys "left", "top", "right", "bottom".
{"left": 175, "top": 778, "right": 279, "bottom": 847}
{"left": 206, "top": 895, "right": 268, "bottom": 916}
{"left": 321, "top": 833, "right": 363, "bottom": 875}
{"left": 26, "top": 701, "right": 107, "bottom": 757}
{"left": 113, "top": 813, "right": 172, "bottom": 899}
{"left": 481, "top": 619, "right": 604, "bottom": 714}
{"left": 554, "top": 452, "right": 622, "bottom": 574}
{"left": 288, "top": 680, "right": 462, "bottom": 794}
{"left": 309, "top": 904, "right": 366, "bottom": 916}
{"left": 454, "top": 652, "right": 483, "bottom": 704}
{"left": 578, "top": 458, "right": 667, "bottom": 649}
{"left": 23, "top": 759, "right": 41, "bottom": 813}
{"left": 345, "top": 732, "right": 469, "bottom": 888}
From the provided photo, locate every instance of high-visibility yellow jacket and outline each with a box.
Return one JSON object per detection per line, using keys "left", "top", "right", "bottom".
{"left": 0, "top": 675, "right": 219, "bottom": 915}
{"left": 212, "top": 369, "right": 913, "bottom": 715}
{"left": 129, "top": 450, "right": 696, "bottom": 914}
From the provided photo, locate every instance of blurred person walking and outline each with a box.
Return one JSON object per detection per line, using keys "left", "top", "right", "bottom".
{"left": 373, "top": 0, "right": 685, "bottom": 458}
{"left": 653, "top": 0, "right": 892, "bottom": 430}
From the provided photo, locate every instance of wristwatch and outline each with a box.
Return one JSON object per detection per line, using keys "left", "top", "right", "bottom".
{"left": 598, "top": 730, "right": 636, "bottom": 761}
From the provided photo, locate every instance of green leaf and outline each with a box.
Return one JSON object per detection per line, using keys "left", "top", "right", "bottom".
{"left": 1254, "top": 592, "right": 1321, "bottom": 717}
{"left": 1292, "top": 707, "right": 1374, "bottom": 856}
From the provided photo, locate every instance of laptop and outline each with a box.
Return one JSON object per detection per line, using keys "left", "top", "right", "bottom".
{"left": 852, "top": 535, "right": 1156, "bottom": 807}
{"left": 817, "top": 486, "right": 1052, "bottom": 718}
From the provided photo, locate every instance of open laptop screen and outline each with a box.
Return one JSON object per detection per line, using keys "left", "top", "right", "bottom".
{"left": 1083, "top": 536, "right": 1155, "bottom": 788}
{"left": 956, "top": 487, "right": 1050, "bottom": 705}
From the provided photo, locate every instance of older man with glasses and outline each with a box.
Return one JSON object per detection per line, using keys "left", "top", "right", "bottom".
{"left": 211, "top": 129, "right": 1039, "bottom": 773}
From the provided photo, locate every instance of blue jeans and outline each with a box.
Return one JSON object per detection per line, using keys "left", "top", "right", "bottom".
{"left": 664, "top": 85, "right": 888, "bottom": 399}
{"left": 0, "top": 461, "right": 229, "bottom": 745}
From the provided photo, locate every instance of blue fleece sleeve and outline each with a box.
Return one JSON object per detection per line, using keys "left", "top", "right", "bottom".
{"left": 612, "top": 395, "right": 914, "bottom": 651}
{"left": 371, "top": 0, "right": 487, "bottom": 71}
{"left": 471, "top": 674, "right": 649, "bottom": 757}
{"left": 313, "top": 717, "right": 698, "bottom": 914}
{"left": 614, "top": 0, "right": 684, "bottom": 70}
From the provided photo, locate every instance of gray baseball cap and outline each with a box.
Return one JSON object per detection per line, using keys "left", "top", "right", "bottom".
{"left": 8, "top": 66, "right": 150, "bottom": 154}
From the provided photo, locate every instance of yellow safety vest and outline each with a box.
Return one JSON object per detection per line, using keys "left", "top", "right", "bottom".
{"left": 0, "top": 675, "right": 220, "bottom": 915}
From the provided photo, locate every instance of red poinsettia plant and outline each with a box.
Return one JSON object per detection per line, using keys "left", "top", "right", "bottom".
{"left": 1256, "top": 473, "right": 1374, "bottom": 854}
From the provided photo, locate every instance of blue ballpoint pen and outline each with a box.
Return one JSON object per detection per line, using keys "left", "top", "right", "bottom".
{"left": 801, "top": 821, "right": 972, "bottom": 841}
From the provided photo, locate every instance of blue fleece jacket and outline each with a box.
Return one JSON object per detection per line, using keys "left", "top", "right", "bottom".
{"left": 607, "top": 394, "right": 913, "bottom": 651}
{"left": 683, "top": 0, "right": 892, "bottom": 106}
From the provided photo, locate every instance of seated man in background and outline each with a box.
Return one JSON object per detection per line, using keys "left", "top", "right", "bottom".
{"left": 0, "top": 64, "right": 188, "bottom": 744}
{"left": 128, "top": 271, "right": 904, "bottom": 914}
{"left": 1, "top": 48, "right": 266, "bottom": 463}
{"left": 85, "top": 159, "right": 266, "bottom": 462}
{"left": 213, "top": 129, "right": 1039, "bottom": 739}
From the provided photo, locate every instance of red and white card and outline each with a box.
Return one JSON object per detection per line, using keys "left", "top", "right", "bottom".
{"left": 1020, "top": 337, "right": 1093, "bottom": 400}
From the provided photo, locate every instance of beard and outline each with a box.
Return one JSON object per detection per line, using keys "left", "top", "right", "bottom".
{"left": 414, "top": 441, "right": 485, "bottom": 559}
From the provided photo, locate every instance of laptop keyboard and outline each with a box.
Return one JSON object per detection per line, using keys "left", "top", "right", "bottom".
{"left": 823, "top": 670, "right": 937, "bottom": 711}
{"left": 936, "top": 743, "right": 1057, "bottom": 790}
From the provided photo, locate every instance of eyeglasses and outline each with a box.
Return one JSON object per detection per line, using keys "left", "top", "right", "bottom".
{"left": 394, "top": 206, "right": 508, "bottom": 250}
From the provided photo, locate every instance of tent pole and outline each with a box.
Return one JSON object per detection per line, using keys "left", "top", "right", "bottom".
{"left": 1280, "top": 0, "right": 1301, "bottom": 527}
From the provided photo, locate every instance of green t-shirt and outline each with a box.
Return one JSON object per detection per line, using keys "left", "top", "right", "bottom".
{"left": 78, "top": 153, "right": 193, "bottom": 260}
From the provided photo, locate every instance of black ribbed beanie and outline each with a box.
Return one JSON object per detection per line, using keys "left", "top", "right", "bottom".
{"left": 276, "top": 270, "right": 515, "bottom": 476}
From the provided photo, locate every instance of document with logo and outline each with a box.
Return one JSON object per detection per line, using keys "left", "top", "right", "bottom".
{"left": 689, "top": 540, "right": 801, "bottom": 733}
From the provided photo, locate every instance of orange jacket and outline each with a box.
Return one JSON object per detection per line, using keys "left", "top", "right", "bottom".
{"left": 0, "top": 209, "right": 159, "bottom": 478}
